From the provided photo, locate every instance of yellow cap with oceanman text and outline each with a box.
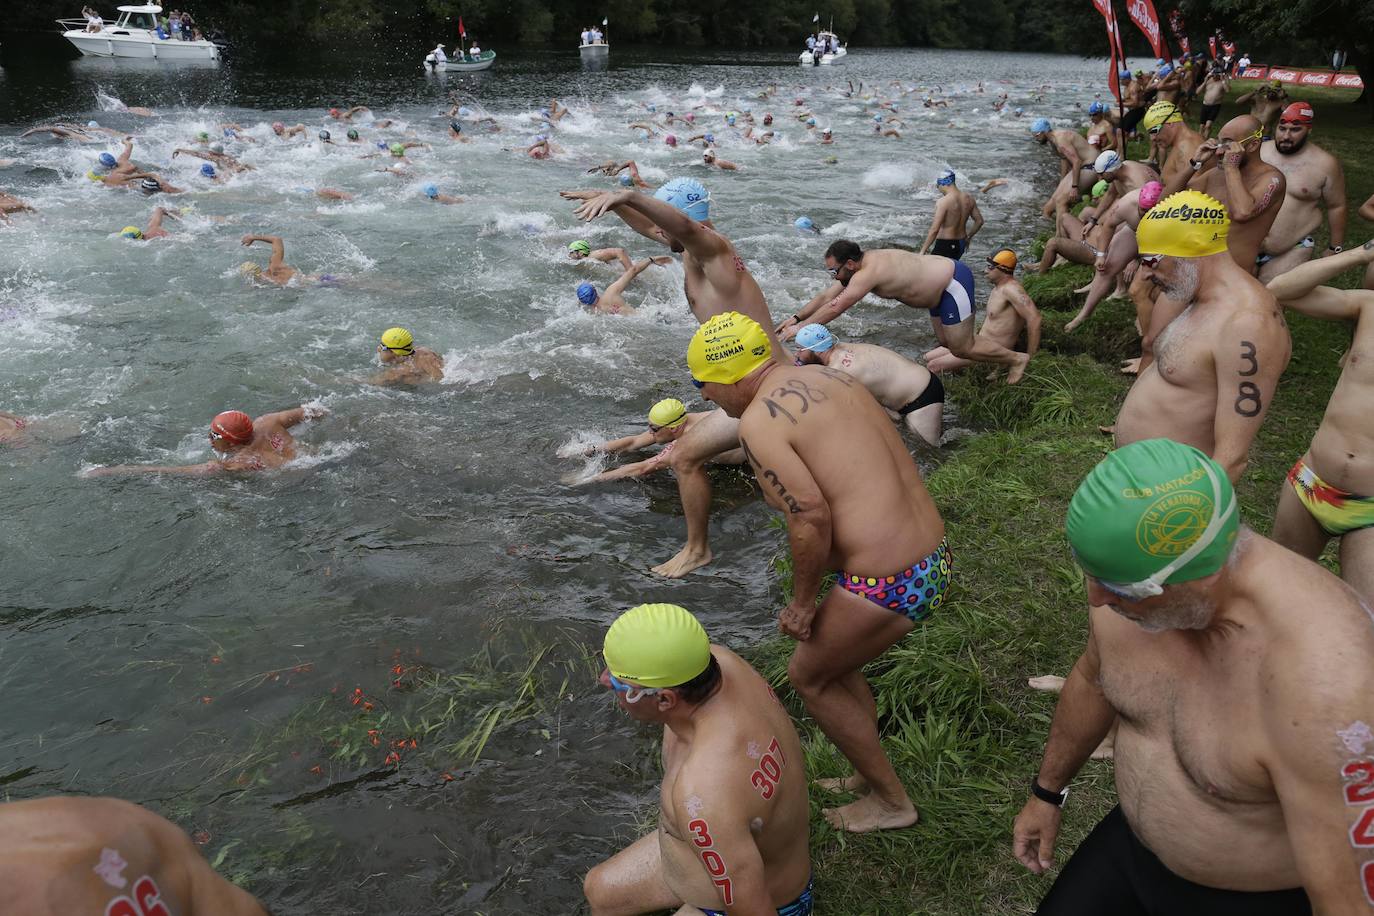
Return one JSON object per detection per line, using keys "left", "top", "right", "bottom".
{"left": 1141, "top": 100, "right": 1184, "bottom": 132}
{"left": 687, "top": 311, "right": 772, "bottom": 385}
{"left": 1137, "top": 191, "right": 1230, "bottom": 259}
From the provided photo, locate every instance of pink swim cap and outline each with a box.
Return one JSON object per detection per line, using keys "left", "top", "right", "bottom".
{"left": 664, "top": 134, "right": 677, "bottom": 147}
{"left": 1138, "top": 180, "right": 1164, "bottom": 211}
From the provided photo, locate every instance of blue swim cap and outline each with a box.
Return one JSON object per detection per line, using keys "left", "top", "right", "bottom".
{"left": 98, "top": 152, "right": 117, "bottom": 169}
{"left": 704, "top": 133, "right": 715, "bottom": 144}
{"left": 654, "top": 177, "right": 710, "bottom": 222}
{"left": 872, "top": 113, "right": 883, "bottom": 122}
{"left": 647, "top": 102, "right": 657, "bottom": 112}
{"left": 936, "top": 169, "right": 956, "bottom": 186}
{"left": 450, "top": 120, "right": 462, "bottom": 133}
{"left": 806, "top": 117, "right": 816, "bottom": 126}
{"left": 796, "top": 324, "right": 836, "bottom": 352}
{"left": 422, "top": 183, "right": 438, "bottom": 198}
{"left": 726, "top": 114, "right": 736, "bottom": 124}
{"left": 376, "top": 141, "right": 388, "bottom": 149}
{"left": 87, "top": 120, "right": 99, "bottom": 128}
{"left": 1159, "top": 64, "right": 1173, "bottom": 77}
{"left": 576, "top": 282, "right": 598, "bottom": 305}
{"left": 200, "top": 163, "right": 215, "bottom": 177}
{"left": 540, "top": 108, "right": 551, "bottom": 119}
{"left": 1014, "top": 107, "right": 1024, "bottom": 115}
{"left": 1031, "top": 117, "right": 1051, "bottom": 134}
{"left": 1119, "top": 70, "right": 1132, "bottom": 79}
{"left": 618, "top": 173, "right": 633, "bottom": 186}
{"left": 1088, "top": 101, "right": 1104, "bottom": 115}
{"left": 224, "top": 127, "right": 236, "bottom": 137}
{"left": 319, "top": 129, "right": 330, "bottom": 140}
{"left": 794, "top": 216, "right": 816, "bottom": 232}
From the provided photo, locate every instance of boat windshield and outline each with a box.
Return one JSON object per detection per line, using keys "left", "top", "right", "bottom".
{"left": 121, "top": 11, "right": 158, "bottom": 29}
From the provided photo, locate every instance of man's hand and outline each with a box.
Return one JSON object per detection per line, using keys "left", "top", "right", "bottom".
{"left": 775, "top": 315, "right": 800, "bottom": 335}
{"left": 558, "top": 189, "right": 601, "bottom": 202}
{"left": 778, "top": 600, "right": 816, "bottom": 640}
{"left": 778, "top": 323, "right": 801, "bottom": 342}
{"left": 572, "top": 190, "right": 632, "bottom": 222}
{"left": 1221, "top": 145, "right": 1244, "bottom": 170}
{"left": 240, "top": 234, "right": 256, "bottom": 246}
{"left": 1012, "top": 797, "right": 1063, "bottom": 875}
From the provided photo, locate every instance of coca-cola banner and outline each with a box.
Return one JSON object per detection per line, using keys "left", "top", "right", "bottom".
{"left": 1126, "top": 0, "right": 1166, "bottom": 61}
{"left": 1297, "top": 71, "right": 1335, "bottom": 87}
{"left": 1243, "top": 69, "right": 1364, "bottom": 89}
{"left": 1238, "top": 67, "right": 1268, "bottom": 79}
{"left": 1331, "top": 72, "right": 1365, "bottom": 88}
{"left": 1266, "top": 68, "right": 1300, "bottom": 82}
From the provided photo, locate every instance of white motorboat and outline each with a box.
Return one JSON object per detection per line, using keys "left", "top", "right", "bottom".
{"left": 799, "top": 30, "right": 847, "bottom": 66}
{"left": 579, "top": 41, "right": 609, "bottom": 60}
{"left": 59, "top": 5, "right": 220, "bottom": 60}
{"left": 423, "top": 49, "right": 496, "bottom": 72}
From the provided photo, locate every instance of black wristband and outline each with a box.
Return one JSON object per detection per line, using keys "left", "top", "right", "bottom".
{"left": 791, "top": 313, "right": 801, "bottom": 323}
{"left": 1031, "top": 778, "right": 1069, "bottom": 807}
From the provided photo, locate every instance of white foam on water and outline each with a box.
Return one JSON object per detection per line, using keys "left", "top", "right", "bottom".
{"left": 861, "top": 163, "right": 915, "bottom": 188}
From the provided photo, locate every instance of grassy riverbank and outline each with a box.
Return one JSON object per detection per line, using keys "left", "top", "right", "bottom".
{"left": 749, "top": 86, "right": 1371, "bottom": 914}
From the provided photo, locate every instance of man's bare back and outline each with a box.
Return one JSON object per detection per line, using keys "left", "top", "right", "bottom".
{"left": 373, "top": 346, "right": 444, "bottom": 384}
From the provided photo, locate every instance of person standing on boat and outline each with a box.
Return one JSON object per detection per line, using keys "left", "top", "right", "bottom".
{"left": 580, "top": 26, "right": 590, "bottom": 44}
{"left": 430, "top": 43, "right": 448, "bottom": 65}
{"left": 179, "top": 10, "right": 195, "bottom": 40}
{"left": 81, "top": 5, "right": 102, "bottom": 32}
{"left": 806, "top": 33, "right": 817, "bottom": 52}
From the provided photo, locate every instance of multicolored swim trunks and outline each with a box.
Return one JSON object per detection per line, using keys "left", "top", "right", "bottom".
{"left": 838, "top": 537, "right": 952, "bottom": 623}
{"left": 700, "top": 877, "right": 813, "bottom": 916}
{"left": 1286, "top": 457, "right": 1374, "bottom": 536}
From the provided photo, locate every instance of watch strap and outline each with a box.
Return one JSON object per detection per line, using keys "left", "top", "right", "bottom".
{"left": 1031, "top": 778, "right": 1068, "bottom": 807}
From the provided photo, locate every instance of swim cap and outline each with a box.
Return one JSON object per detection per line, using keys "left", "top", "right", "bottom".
{"left": 603, "top": 603, "right": 711, "bottom": 689}
{"left": 329, "top": 108, "right": 340, "bottom": 117}
{"left": 140, "top": 178, "right": 161, "bottom": 193}
{"left": 120, "top": 226, "right": 142, "bottom": 239}
{"left": 936, "top": 168, "right": 956, "bottom": 186}
{"left": 380, "top": 327, "right": 414, "bottom": 352}
{"left": 210, "top": 410, "right": 254, "bottom": 446}
{"left": 704, "top": 133, "right": 715, "bottom": 144}
{"left": 318, "top": 129, "right": 330, "bottom": 141}
{"left": 987, "top": 248, "right": 1018, "bottom": 272}
{"left": 795, "top": 323, "right": 835, "bottom": 353}
{"left": 389, "top": 142, "right": 405, "bottom": 157}
{"left": 450, "top": 120, "right": 462, "bottom": 133}
{"left": 685, "top": 113, "right": 695, "bottom": 122}
{"left": 569, "top": 240, "right": 591, "bottom": 255}
{"left": 1158, "top": 64, "right": 1173, "bottom": 77}
{"left": 646, "top": 103, "right": 656, "bottom": 112}
{"left": 873, "top": 113, "right": 883, "bottom": 122}
{"left": 618, "top": 173, "right": 633, "bottom": 186}
{"left": 200, "top": 163, "right": 215, "bottom": 177}
{"left": 687, "top": 311, "right": 772, "bottom": 385}
{"left": 1119, "top": 70, "right": 1132, "bottom": 79}
{"left": 539, "top": 108, "right": 551, "bottom": 119}
{"left": 821, "top": 127, "right": 832, "bottom": 135}
{"left": 88, "top": 119, "right": 100, "bottom": 128}
{"left": 727, "top": 114, "right": 737, "bottom": 125}
{"left": 209, "top": 143, "right": 224, "bottom": 154}
{"left": 1270, "top": 78, "right": 1282, "bottom": 88}
{"left": 806, "top": 117, "right": 816, "bottom": 126}
{"left": 664, "top": 134, "right": 678, "bottom": 147}
{"left": 1138, "top": 180, "right": 1163, "bottom": 210}
{"left": 458, "top": 106, "right": 473, "bottom": 118}
{"left": 576, "top": 281, "right": 598, "bottom": 306}
{"left": 86, "top": 170, "right": 103, "bottom": 182}
{"left": 1280, "top": 101, "right": 1314, "bottom": 125}
{"left": 1091, "top": 179, "right": 1109, "bottom": 199}
{"left": 98, "top": 152, "right": 117, "bottom": 169}
{"left": 223, "top": 127, "right": 236, "bottom": 138}
{"left": 763, "top": 114, "right": 773, "bottom": 124}
{"left": 1141, "top": 101, "right": 1183, "bottom": 132}
{"left": 653, "top": 177, "right": 710, "bottom": 222}
{"left": 1014, "top": 107, "right": 1024, "bottom": 115}
{"left": 794, "top": 216, "right": 816, "bottom": 232}
{"left": 1094, "top": 150, "right": 1122, "bottom": 173}
{"left": 347, "top": 128, "right": 359, "bottom": 140}
{"left": 272, "top": 121, "right": 285, "bottom": 131}
{"left": 422, "top": 183, "right": 438, "bottom": 199}
{"left": 1066, "top": 438, "right": 1238, "bottom": 591}
{"left": 1030, "top": 117, "right": 1051, "bottom": 134}
{"left": 648, "top": 398, "right": 688, "bottom": 429}
{"left": 1137, "top": 190, "right": 1230, "bottom": 259}
{"left": 1088, "top": 101, "right": 1104, "bottom": 115}
{"left": 197, "top": 131, "right": 209, "bottom": 141}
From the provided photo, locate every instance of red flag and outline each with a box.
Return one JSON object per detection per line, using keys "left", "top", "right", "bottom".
{"left": 458, "top": 16, "right": 466, "bottom": 38}
{"left": 1091, "top": 0, "right": 1125, "bottom": 101}
{"left": 1125, "top": 0, "right": 1167, "bottom": 61}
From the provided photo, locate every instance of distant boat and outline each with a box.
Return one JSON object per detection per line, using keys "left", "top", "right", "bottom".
{"left": 800, "top": 29, "right": 847, "bottom": 66}
{"left": 579, "top": 40, "right": 609, "bottom": 61}
{"left": 423, "top": 49, "right": 496, "bottom": 72}
{"left": 59, "top": 4, "right": 220, "bottom": 60}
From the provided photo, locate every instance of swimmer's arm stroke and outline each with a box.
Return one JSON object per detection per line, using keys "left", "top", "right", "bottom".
{"left": 616, "top": 191, "right": 729, "bottom": 259}
{"left": 604, "top": 259, "right": 654, "bottom": 297}
{"left": 1211, "top": 312, "right": 1285, "bottom": 483}
{"left": 672, "top": 787, "right": 774, "bottom": 916}
{"left": 579, "top": 453, "right": 668, "bottom": 484}
{"left": 257, "top": 404, "right": 326, "bottom": 429}
{"left": 597, "top": 430, "right": 658, "bottom": 454}
{"left": 561, "top": 189, "right": 667, "bottom": 248}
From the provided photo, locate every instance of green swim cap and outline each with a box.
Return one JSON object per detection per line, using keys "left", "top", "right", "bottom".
{"left": 389, "top": 142, "right": 405, "bottom": 157}
{"left": 1091, "top": 179, "right": 1109, "bottom": 199}
{"left": 569, "top": 240, "right": 591, "bottom": 255}
{"left": 1066, "top": 439, "right": 1238, "bottom": 593}
{"left": 604, "top": 603, "right": 710, "bottom": 688}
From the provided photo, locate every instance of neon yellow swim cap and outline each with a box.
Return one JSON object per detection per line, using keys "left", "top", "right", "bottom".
{"left": 603, "top": 603, "right": 711, "bottom": 688}
{"left": 1141, "top": 101, "right": 1183, "bottom": 132}
{"left": 87, "top": 170, "right": 104, "bottom": 182}
{"left": 1137, "top": 190, "right": 1230, "bottom": 258}
{"left": 120, "top": 226, "right": 143, "bottom": 239}
{"left": 381, "top": 327, "right": 414, "bottom": 352}
{"left": 239, "top": 261, "right": 263, "bottom": 277}
{"left": 648, "top": 398, "right": 688, "bottom": 429}
{"left": 687, "top": 312, "right": 772, "bottom": 385}
{"left": 1067, "top": 438, "right": 1238, "bottom": 590}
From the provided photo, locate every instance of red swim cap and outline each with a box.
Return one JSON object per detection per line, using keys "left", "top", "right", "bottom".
{"left": 329, "top": 107, "right": 341, "bottom": 117}
{"left": 209, "top": 410, "right": 253, "bottom": 445}
{"left": 1279, "top": 102, "right": 1314, "bottom": 125}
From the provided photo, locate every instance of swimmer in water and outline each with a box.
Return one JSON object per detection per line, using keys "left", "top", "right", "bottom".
{"left": 588, "top": 160, "right": 650, "bottom": 189}
{"left": 270, "top": 121, "right": 307, "bottom": 139}
{"left": 567, "top": 239, "right": 632, "bottom": 270}
{"left": 0, "top": 410, "right": 31, "bottom": 446}
{"left": 314, "top": 188, "right": 354, "bottom": 201}
{"left": 239, "top": 234, "right": 307, "bottom": 285}
{"left": 447, "top": 120, "right": 470, "bottom": 143}
{"left": 573, "top": 257, "right": 669, "bottom": 316}
{"left": 421, "top": 184, "right": 463, "bottom": 205}
{"left": 83, "top": 404, "right": 327, "bottom": 477}
{"left": 172, "top": 146, "right": 255, "bottom": 173}
{"left": 118, "top": 206, "right": 178, "bottom": 241}
{"left": 0, "top": 190, "right": 36, "bottom": 221}
{"left": 574, "top": 399, "right": 744, "bottom": 483}
{"left": 0, "top": 796, "right": 270, "bottom": 915}
{"left": 371, "top": 327, "right": 444, "bottom": 385}
{"left": 702, "top": 149, "right": 739, "bottom": 171}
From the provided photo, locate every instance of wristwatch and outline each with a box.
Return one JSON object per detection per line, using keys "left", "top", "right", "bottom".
{"left": 1031, "top": 778, "right": 1069, "bottom": 807}
{"left": 1329, "top": 245, "right": 1344, "bottom": 253}
{"left": 1189, "top": 159, "right": 1202, "bottom": 170}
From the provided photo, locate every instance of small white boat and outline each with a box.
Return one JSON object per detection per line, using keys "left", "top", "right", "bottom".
{"left": 799, "top": 30, "right": 847, "bottom": 66}
{"left": 59, "top": 4, "right": 220, "bottom": 61}
{"left": 579, "top": 41, "right": 609, "bottom": 60}
{"left": 423, "top": 49, "right": 496, "bottom": 72}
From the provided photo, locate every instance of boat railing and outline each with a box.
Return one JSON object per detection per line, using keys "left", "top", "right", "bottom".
{"left": 56, "top": 17, "right": 99, "bottom": 31}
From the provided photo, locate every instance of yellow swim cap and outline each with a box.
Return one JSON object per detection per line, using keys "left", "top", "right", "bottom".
{"left": 239, "top": 260, "right": 263, "bottom": 277}
{"left": 1137, "top": 190, "right": 1230, "bottom": 259}
{"left": 1141, "top": 101, "right": 1183, "bottom": 132}
{"left": 120, "top": 226, "right": 143, "bottom": 239}
{"left": 648, "top": 398, "right": 688, "bottom": 429}
{"left": 381, "top": 327, "right": 414, "bottom": 352}
{"left": 687, "top": 311, "right": 772, "bottom": 385}
{"left": 603, "top": 603, "right": 711, "bottom": 688}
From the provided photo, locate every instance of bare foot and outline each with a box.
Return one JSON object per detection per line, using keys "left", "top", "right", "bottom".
{"left": 1119, "top": 358, "right": 1140, "bottom": 376}
{"left": 651, "top": 545, "right": 712, "bottom": 578}
{"left": 1097, "top": 424, "right": 1116, "bottom": 436}
{"left": 823, "top": 794, "right": 919, "bottom": 833}
{"left": 1028, "top": 675, "right": 1066, "bottom": 692}
{"left": 1105, "top": 286, "right": 1126, "bottom": 301}
{"left": 1073, "top": 282, "right": 1092, "bottom": 294}
{"left": 814, "top": 773, "right": 869, "bottom": 795}
{"left": 1023, "top": 263, "right": 1042, "bottom": 274}
{"left": 1006, "top": 353, "right": 1030, "bottom": 384}
{"left": 1064, "top": 314, "right": 1085, "bottom": 333}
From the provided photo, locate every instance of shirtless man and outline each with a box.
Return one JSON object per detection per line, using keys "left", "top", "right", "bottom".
{"left": 1119, "top": 191, "right": 1290, "bottom": 482}
{"left": 687, "top": 312, "right": 950, "bottom": 833}
{"left": 1146, "top": 62, "right": 1183, "bottom": 104}
{"left": 1013, "top": 438, "right": 1374, "bottom": 913}
{"left": 1162, "top": 115, "right": 1286, "bottom": 273}
{"left": 270, "top": 121, "right": 306, "bottom": 140}
{"left": 575, "top": 258, "right": 666, "bottom": 316}
{"left": 924, "top": 248, "right": 1040, "bottom": 384}
{"left": 0, "top": 190, "right": 35, "bottom": 221}
{"left": 919, "top": 169, "right": 983, "bottom": 260}
{"left": 1081, "top": 150, "right": 1159, "bottom": 220}
{"left": 171, "top": 145, "right": 254, "bottom": 173}
{"left": 1257, "top": 102, "right": 1348, "bottom": 282}
{"left": 568, "top": 239, "right": 633, "bottom": 271}
{"left": 239, "top": 234, "right": 301, "bottom": 285}
{"left": 372, "top": 327, "right": 443, "bottom": 385}
{"left": 574, "top": 399, "right": 744, "bottom": 485}
{"left": 123, "top": 206, "right": 178, "bottom": 240}
{"left": 1235, "top": 80, "right": 1289, "bottom": 136}
{"left": 1197, "top": 66, "right": 1230, "bottom": 137}
{"left": 1141, "top": 101, "right": 1205, "bottom": 189}
{"left": 780, "top": 241, "right": 1032, "bottom": 383}
{"left": 0, "top": 410, "right": 30, "bottom": 445}
{"left": 583, "top": 603, "right": 812, "bottom": 915}
{"left": 1041, "top": 165, "right": 1099, "bottom": 221}
{"left": 563, "top": 178, "right": 782, "bottom": 577}
{"left": 84, "top": 405, "right": 326, "bottom": 477}
{"left": 792, "top": 324, "right": 945, "bottom": 446}
{"left": 1266, "top": 242, "right": 1374, "bottom": 600}
{"left": 702, "top": 149, "right": 738, "bottom": 171}
{"left": 0, "top": 796, "right": 268, "bottom": 915}
{"left": 1119, "top": 70, "right": 1148, "bottom": 139}
{"left": 1065, "top": 181, "right": 1164, "bottom": 332}
{"left": 1032, "top": 119, "right": 1098, "bottom": 178}
{"left": 1085, "top": 102, "right": 1115, "bottom": 152}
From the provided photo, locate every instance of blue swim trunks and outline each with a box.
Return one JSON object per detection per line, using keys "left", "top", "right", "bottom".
{"left": 930, "top": 260, "right": 974, "bottom": 326}
{"left": 838, "top": 538, "right": 953, "bottom": 623}
{"left": 700, "top": 878, "right": 813, "bottom": 916}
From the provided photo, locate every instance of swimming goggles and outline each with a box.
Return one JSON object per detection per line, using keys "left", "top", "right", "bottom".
{"left": 1137, "top": 254, "right": 1164, "bottom": 268}
{"left": 608, "top": 673, "right": 659, "bottom": 703}
{"left": 690, "top": 378, "right": 706, "bottom": 389}
{"left": 1085, "top": 463, "right": 1236, "bottom": 600}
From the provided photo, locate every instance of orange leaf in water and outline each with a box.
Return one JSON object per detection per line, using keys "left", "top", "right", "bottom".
{"left": 199, "top": 696, "right": 213, "bottom": 704}
{"left": 441, "top": 772, "right": 454, "bottom": 782}
{"left": 309, "top": 765, "right": 323, "bottom": 776}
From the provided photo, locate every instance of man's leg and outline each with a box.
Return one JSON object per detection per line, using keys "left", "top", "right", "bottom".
{"left": 1255, "top": 243, "right": 1314, "bottom": 284}
{"left": 922, "top": 345, "right": 951, "bottom": 363}
{"left": 1339, "top": 526, "right": 1374, "bottom": 604}
{"left": 1270, "top": 466, "right": 1331, "bottom": 561}
{"left": 1034, "top": 807, "right": 1149, "bottom": 916}
{"left": 1066, "top": 226, "right": 1138, "bottom": 332}
{"left": 936, "top": 318, "right": 1030, "bottom": 384}
{"left": 655, "top": 410, "right": 740, "bottom": 578}
{"left": 903, "top": 403, "right": 943, "bottom": 447}
{"left": 583, "top": 832, "right": 684, "bottom": 916}
{"left": 788, "top": 586, "right": 918, "bottom": 832}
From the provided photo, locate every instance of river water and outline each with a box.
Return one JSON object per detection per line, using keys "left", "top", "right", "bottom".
{"left": 2, "top": 42, "right": 1111, "bottom": 913}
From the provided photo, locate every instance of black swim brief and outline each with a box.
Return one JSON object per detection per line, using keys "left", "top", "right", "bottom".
{"left": 1199, "top": 103, "right": 1221, "bottom": 123}
{"left": 1036, "top": 805, "right": 1312, "bottom": 915}
{"left": 1121, "top": 106, "right": 1147, "bottom": 133}
{"left": 897, "top": 373, "right": 944, "bottom": 416}
{"left": 930, "top": 238, "right": 967, "bottom": 260}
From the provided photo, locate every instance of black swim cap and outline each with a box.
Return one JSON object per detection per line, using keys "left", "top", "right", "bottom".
{"left": 450, "top": 120, "right": 462, "bottom": 133}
